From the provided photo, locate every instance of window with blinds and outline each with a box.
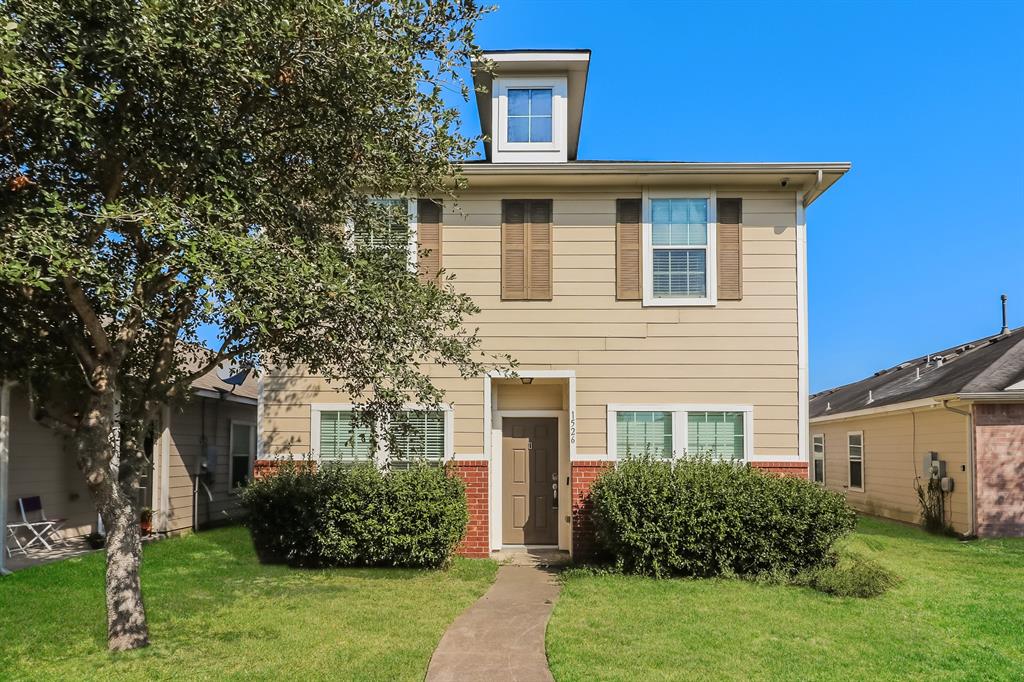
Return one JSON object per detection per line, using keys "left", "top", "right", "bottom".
{"left": 319, "top": 411, "right": 374, "bottom": 465}
{"left": 354, "top": 198, "right": 412, "bottom": 258}
{"left": 390, "top": 410, "right": 446, "bottom": 468}
{"left": 651, "top": 198, "right": 708, "bottom": 299}
{"left": 616, "top": 411, "right": 673, "bottom": 459}
{"left": 687, "top": 411, "right": 745, "bottom": 460}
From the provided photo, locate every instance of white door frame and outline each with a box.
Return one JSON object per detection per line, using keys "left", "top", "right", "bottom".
{"left": 0, "top": 382, "right": 12, "bottom": 575}
{"left": 484, "top": 370, "right": 576, "bottom": 552}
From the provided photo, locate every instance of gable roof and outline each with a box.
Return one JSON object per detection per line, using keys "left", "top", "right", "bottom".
{"left": 189, "top": 365, "right": 258, "bottom": 403}
{"left": 810, "top": 326, "right": 1024, "bottom": 419}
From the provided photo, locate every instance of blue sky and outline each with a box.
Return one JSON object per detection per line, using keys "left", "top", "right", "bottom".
{"left": 456, "top": 0, "right": 1024, "bottom": 393}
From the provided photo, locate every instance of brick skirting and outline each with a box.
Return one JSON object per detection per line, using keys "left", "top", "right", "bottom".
{"left": 450, "top": 461, "right": 490, "bottom": 558}
{"left": 571, "top": 460, "right": 614, "bottom": 561}
{"left": 750, "top": 461, "right": 809, "bottom": 479}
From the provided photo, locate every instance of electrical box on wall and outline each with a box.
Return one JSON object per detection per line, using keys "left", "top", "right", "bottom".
{"left": 940, "top": 477, "right": 955, "bottom": 493}
{"left": 923, "top": 451, "right": 946, "bottom": 480}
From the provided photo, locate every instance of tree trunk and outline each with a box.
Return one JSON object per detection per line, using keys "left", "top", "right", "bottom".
{"left": 72, "top": 384, "right": 150, "bottom": 651}
{"left": 101, "top": 493, "right": 148, "bottom": 651}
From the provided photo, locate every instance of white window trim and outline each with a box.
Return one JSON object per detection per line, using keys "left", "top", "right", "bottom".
{"left": 228, "top": 420, "right": 257, "bottom": 493}
{"left": 493, "top": 76, "right": 567, "bottom": 156}
{"left": 309, "top": 403, "right": 454, "bottom": 467}
{"left": 348, "top": 198, "right": 418, "bottom": 271}
{"left": 642, "top": 189, "right": 718, "bottom": 307}
{"left": 606, "top": 403, "right": 753, "bottom": 462}
{"left": 847, "top": 430, "right": 864, "bottom": 492}
{"left": 811, "top": 433, "right": 825, "bottom": 485}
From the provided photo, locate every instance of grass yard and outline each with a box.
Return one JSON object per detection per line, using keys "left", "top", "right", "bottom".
{"left": 0, "top": 526, "right": 496, "bottom": 681}
{"left": 547, "top": 518, "right": 1024, "bottom": 681}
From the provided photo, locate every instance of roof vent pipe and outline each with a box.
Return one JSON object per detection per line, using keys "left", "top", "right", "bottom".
{"left": 1001, "top": 294, "right": 1009, "bottom": 335}
{"left": 867, "top": 390, "right": 874, "bottom": 404}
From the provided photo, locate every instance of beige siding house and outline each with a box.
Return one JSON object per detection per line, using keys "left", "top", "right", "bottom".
{"left": 260, "top": 49, "right": 851, "bottom": 557}
{"left": 810, "top": 325, "right": 1024, "bottom": 537}
{"left": 1, "top": 368, "right": 257, "bottom": 570}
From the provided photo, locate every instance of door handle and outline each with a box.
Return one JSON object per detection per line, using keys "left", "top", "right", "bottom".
{"left": 551, "top": 482, "right": 558, "bottom": 508}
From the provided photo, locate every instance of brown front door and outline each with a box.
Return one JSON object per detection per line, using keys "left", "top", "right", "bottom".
{"left": 502, "top": 418, "right": 559, "bottom": 545}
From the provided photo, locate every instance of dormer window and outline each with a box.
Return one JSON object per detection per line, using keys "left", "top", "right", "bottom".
{"left": 472, "top": 50, "right": 590, "bottom": 164}
{"left": 507, "top": 88, "right": 552, "bottom": 143}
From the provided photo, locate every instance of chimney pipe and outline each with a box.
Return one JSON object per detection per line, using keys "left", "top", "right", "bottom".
{"left": 1001, "top": 294, "right": 1009, "bottom": 335}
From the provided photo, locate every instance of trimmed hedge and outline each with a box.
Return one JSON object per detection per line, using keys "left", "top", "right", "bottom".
{"left": 590, "top": 456, "right": 857, "bottom": 577}
{"left": 241, "top": 461, "right": 468, "bottom": 568}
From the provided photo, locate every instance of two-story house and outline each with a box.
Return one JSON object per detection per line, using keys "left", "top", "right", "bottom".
{"left": 257, "top": 49, "right": 850, "bottom": 559}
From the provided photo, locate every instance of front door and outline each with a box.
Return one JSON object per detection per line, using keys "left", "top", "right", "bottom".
{"left": 502, "top": 418, "right": 559, "bottom": 545}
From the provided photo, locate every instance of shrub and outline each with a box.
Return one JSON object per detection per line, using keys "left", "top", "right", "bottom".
{"left": 241, "top": 460, "right": 468, "bottom": 568}
{"left": 589, "top": 456, "right": 857, "bottom": 578}
{"left": 793, "top": 554, "right": 898, "bottom": 598}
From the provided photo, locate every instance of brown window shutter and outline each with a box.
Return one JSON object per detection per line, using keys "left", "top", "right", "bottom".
{"left": 526, "top": 199, "right": 553, "bottom": 300}
{"left": 717, "top": 198, "right": 743, "bottom": 300}
{"left": 416, "top": 199, "right": 443, "bottom": 282}
{"left": 616, "top": 198, "right": 642, "bottom": 300}
{"left": 501, "top": 200, "right": 527, "bottom": 299}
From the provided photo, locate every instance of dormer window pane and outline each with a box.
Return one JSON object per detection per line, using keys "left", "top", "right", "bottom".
{"left": 507, "top": 88, "right": 553, "bottom": 143}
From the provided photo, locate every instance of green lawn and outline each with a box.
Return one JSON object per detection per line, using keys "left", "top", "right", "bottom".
{"left": 547, "top": 518, "right": 1024, "bottom": 681}
{"left": 0, "top": 526, "right": 496, "bottom": 681}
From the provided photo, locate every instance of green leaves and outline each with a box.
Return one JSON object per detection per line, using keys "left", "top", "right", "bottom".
{"left": 1, "top": 0, "right": 497, "bottom": 443}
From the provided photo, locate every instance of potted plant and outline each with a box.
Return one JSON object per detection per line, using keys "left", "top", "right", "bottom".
{"left": 84, "top": 532, "right": 106, "bottom": 549}
{"left": 140, "top": 507, "right": 153, "bottom": 535}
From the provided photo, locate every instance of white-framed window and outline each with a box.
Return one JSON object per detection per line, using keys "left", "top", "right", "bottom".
{"left": 507, "top": 88, "right": 553, "bottom": 143}
{"left": 606, "top": 404, "right": 753, "bottom": 461}
{"left": 642, "top": 190, "right": 717, "bottom": 307}
{"left": 847, "top": 431, "right": 864, "bottom": 491}
{"left": 310, "top": 404, "right": 453, "bottom": 468}
{"left": 493, "top": 76, "right": 566, "bottom": 161}
{"left": 351, "top": 198, "right": 418, "bottom": 269}
{"left": 812, "top": 434, "right": 825, "bottom": 485}
{"left": 229, "top": 421, "right": 257, "bottom": 490}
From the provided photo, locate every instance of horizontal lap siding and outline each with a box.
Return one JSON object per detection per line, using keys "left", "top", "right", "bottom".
{"left": 8, "top": 389, "right": 96, "bottom": 537}
{"left": 262, "top": 189, "right": 799, "bottom": 459}
{"left": 164, "top": 399, "right": 255, "bottom": 533}
{"left": 812, "top": 408, "right": 970, "bottom": 533}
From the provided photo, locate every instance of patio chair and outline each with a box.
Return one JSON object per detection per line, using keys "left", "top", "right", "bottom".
{"left": 5, "top": 496, "right": 67, "bottom": 556}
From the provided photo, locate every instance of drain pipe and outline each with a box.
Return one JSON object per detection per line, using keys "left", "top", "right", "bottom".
{"left": 943, "top": 400, "right": 976, "bottom": 537}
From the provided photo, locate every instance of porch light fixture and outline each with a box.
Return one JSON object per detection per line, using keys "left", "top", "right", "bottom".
{"left": 520, "top": 377, "right": 533, "bottom": 385}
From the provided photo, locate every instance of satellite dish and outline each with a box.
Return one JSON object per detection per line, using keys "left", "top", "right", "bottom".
{"left": 216, "top": 361, "right": 251, "bottom": 386}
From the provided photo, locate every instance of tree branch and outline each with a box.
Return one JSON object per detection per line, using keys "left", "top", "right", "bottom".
{"left": 62, "top": 275, "right": 113, "bottom": 358}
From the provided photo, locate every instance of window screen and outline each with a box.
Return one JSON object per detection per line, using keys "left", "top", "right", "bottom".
{"left": 687, "top": 411, "right": 745, "bottom": 459}
{"left": 616, "top": 411, "right": 673, "bottom": 458}
{"left": 650, "top": 198, "right": 709, "bottom": 298}
{"left": 319, "top": 411, "right": 374, "bottom": 465}
{"left": 390, "top": 410, "right": 445, "bottom": 468}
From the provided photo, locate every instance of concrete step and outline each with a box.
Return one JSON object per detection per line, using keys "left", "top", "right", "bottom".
{"left": 492, "top": 547, "right": 571, "bottom": 567}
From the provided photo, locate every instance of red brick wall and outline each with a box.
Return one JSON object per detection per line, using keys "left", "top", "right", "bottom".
{"left": 974, "top": 403, "right": 1024, "bottom": 538}
{"left": 571, "top": 460, "right": 614, "bottom": 560}
{"left": 450, "top": 461, "right": 490, "bottom": 558}
{"left": 252, "top": 459, "right": 316, "bottom": 480}
{"left": 750, "top": 461, "right": 809, "bottom": 479}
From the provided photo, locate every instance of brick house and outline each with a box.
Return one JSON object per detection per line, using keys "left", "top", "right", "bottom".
{"left": 258, "top": 48, "right": 850, "bottom": 558}
{"left": 810, "top": 325, "right": 1024, "bottom": 537}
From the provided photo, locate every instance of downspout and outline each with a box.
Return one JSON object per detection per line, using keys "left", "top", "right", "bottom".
{"left": 1, "top": 382, "right": 12, "bottom": 575}
{"left": 943, "top": 400, "right": 977, "bottom": 537}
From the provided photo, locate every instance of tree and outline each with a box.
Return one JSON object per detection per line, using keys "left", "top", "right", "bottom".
{"left": 0, "top": 0, "right": 501, "bottom": 651}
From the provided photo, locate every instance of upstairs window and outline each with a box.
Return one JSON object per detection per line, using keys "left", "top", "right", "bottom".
{"left": 507, "top": 88, "right": 552, "bottom": 143}
{"left": 643, "top": 193, "right": 717, "bottom": 306}
{"left": 352, "top": 198, "right": 416, "bottom": 267}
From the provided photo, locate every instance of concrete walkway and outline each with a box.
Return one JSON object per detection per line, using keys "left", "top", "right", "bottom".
{"left": 425, "top": 564, "right": 561, "bottom": 681}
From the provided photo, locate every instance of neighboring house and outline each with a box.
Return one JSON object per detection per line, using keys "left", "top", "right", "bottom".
{"left": 0, "top": 366, "right": 258, "bottom": 564}
{"left": 809, "top": 326, "right": 1024, "bottom": 537}
{"left": 258, "top": 48, "right": 850, "bottom": 558}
